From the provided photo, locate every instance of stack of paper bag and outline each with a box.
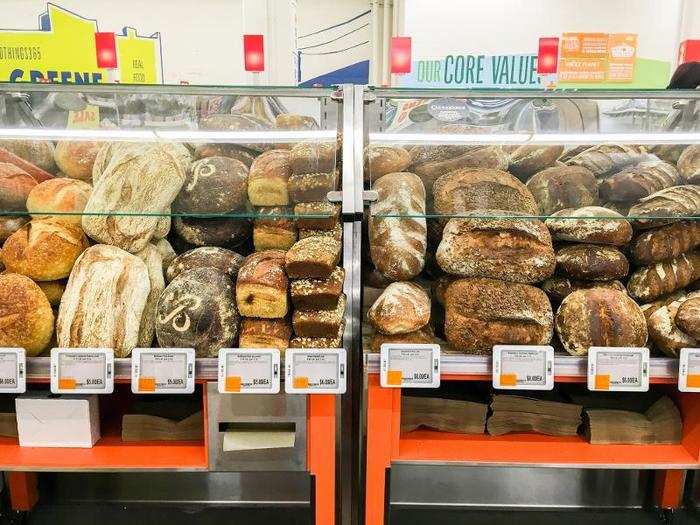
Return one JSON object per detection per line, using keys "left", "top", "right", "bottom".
{"left": 401, "top": 396, "right": 488, "bottom": 434}
{"left": 487, "top": 395, "right": 582, "bottom": 437}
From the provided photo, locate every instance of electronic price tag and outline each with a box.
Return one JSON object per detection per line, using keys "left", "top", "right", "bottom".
{"left": 492, "top": 345, "right": 554, "bottom": 390}
{"left": 50, "top": 348, "right": 114, "bottom": 394}
{"left": 285, "top": 348, "right": 346, "bottom": 394}
{"left": 380, "top": 344, "right": 440, "bottom": 388}
{"left": 218, "top": 348, "right": 280, "bottom": 394}
{"left": 678, "top": 348, "right": 700, "bottom": 392}
{"left": 0, "top": 348, "right": 25, "bottom": 393}
{"left": 131, "top": 348, "right": 195, "bottom": 394}
{"left": 587, "top": 347, "right": 649, "bottom": 392}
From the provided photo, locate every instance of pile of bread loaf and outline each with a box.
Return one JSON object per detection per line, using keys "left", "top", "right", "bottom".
{"left": 364, "top": 127, "right": 700, "bottom": 358}
{"left": 0, "top": 110, "right": 345, "bottom": 358}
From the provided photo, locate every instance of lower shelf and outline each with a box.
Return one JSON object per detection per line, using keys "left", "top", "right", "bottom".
{"left": 0, "top": 436, "right": 207, "bottom": 471}
{"left": 396, "top": 430, "right": 699, "bottom": 468}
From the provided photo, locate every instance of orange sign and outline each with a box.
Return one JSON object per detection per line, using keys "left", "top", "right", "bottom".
{"left": 608, "top": 33, "right": 637, "bottom": 82}
{"left": 558, "top": 32, "right": 637, "bottom": 83}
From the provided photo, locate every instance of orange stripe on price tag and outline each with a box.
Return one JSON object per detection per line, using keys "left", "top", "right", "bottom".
{"left": 225, "top": 376, "right": 241, "bottom": 392}
{"left": 386, "top": 370, "right": 402, "bottom": 386}
{"left": 293, "top": 376, "right": 310, "bottom": 389}
{"left": 138, "top": 377, "right": 156, "bottom": 392}
{"left": 687, "top": 374, "right": 700, "bottom": 388}
{"left": 58, "top": 378, "right": 76, "bottom": 390}
{"left": 500, "top": 373, "right": 517, "bottom": 386}
{"left": 595, "top": 374, "right": 610, "bottom": 390}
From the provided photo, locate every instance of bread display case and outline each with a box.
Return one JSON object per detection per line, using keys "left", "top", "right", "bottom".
{"left": 361, "top": 88, "right": 700, "bottom": 523}
{"left": 0, "top": 82, "right": 359, "bottom": 525}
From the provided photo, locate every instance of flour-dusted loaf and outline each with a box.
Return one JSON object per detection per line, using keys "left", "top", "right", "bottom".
{"left": 434, "top": 168, "right": 539, "bottom": 216}
{"left": 648, "top": 294, "right": 698, "bottom": 357}
{"left": 565, "top": 144, "right": 644, "bottom": 178}
{"left": 153, "top": 238, "right": 177, "bottom": 272}
{"left": 525, "top": 166, "right": 598, "bottom": 215}
{"left": 541, "top": 277, "right": 627, "bottom": 306}
{"left": 57, "top": 244, "right": 150, "bottom": 358}
{"left": 364, "top": 145, "right": 411, "bottom": 180}
{"left": 248, "top": 149, "right": 292, "bottom": 206}
{"left": 630, "top": 221, "right": 700, "bottom": 265}
{"left": 152, "top": 212, "right": 171, "bottom": 240}
{"left": 545, "top": 206, "right": 632, "bottom": 245}
{"left": 285, "top": 236, "right": 341, "bottom": 279}
{"left": 135, "top": 243, "right": 165, "bottom": 347}
{"left": 1, "top": 218, "right": 89, "bottom": 281}
{"left": 676, "top": 295, "right": 700, "bottom": 340}
{"left": 628, "top": 185, "right": 700, "bottom": 228}
{"left": 2, "top": 140, "right": 56, "bottom": 173}
{"left": 508, "top": 145, "right": 564, "bottom": 181}
{"left": 173, "top": 216, "right": 251, "bottom": 248}
{"left": 366, "top": 282, "right": 430, "bottom": 335}
{"left": 82, "top": 143, "right": 186, "bottom": 253}
{"left": 166, "top": 246, "right": 244, "bottom": 283}
{"left": 294, "top": 202, "right": 340, "bottom": 231}
{"left": 640, "top": 291, "right": 687, "bottom": 321}
{"left": 290, "top": 266, "right": 345, "bottom": 310}
{"left": 627, "top": 252, "right": 700, "bottom": 302}
{"left": 173, "top": 156, "right": 248, "bottom": 213}
{"left": 290, "top": 141, "right": 337, "bottom": 174}
{"left": 0, "top": 273, "right": 54, "bottom": 356}
{"left": 156, "top": 267, "right": 239, "bottom": 357}
{"left": 678, "top": 145, "right": 700, "bottom": 184}
{"left": 239, "top": 317, "right": 292, "bottom": 352}
{"left": 0, "top": 162, "right": 37, "bottom": 211}
{"left": 555, "top": 289, "right": 648, "bottom": 356}
{"left": 292, "top": 294, "right": 346, "bottom": 338}
{"left": 368, "top": 172, "right": 426, "bottom": 281}
{"left": 299, "top": 223, "right": 343, "bottom": 243}
{"left": 26, "top": 178, "right": 92, "bottom": 224}
{"left": 598, "top": 160, "right": 681, "bottom": 202}
{"left": 236, "top": 250, "right": 288, "bottom": 318}
{"left": 54, "top": 140, "right": 102, "bottom": 181}
{"left": 555, "top": 244, "right": 629, "bottom": 281}
{"left": 437, "top": 212, "right": 555, "bottom": 283}
{"left": 253, "top": 206, "right": 297, "bottom": 251}
{"left": 288, "top": 171, "right": 338, "bottom": 203}
{"left": 444, "top": 278, "right": 553, "bottom": 354}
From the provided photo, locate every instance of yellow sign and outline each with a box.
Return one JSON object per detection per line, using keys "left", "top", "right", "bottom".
{"left": 559, "top": 32, "right": 637, "bottom": 83}
{"left": 0, "top": 3, "right": 161, "bottom": 84}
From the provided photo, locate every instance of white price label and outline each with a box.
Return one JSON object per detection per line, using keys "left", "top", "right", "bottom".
{"left": 131, "top": 348, "right": 195, "bottom": 394}
{"left": 0, "top": 348, "right": 25, "bottom": 393}
{"left": 380, "top": 344, "right": 440, "bottom": 388}
{"left": 285, "top": 348, "right": 346, "bottom": 394}
{"left": 587, "top": 347, "right": 649, "bottom": 392}
{"left": 678, "top": 348, "right": 700, "bottom": 392}
{"left": 50, "top": 348, "right": 114, "bottom": 394}
{"left": 492, "top": 345, "right": 554, "bottom": 390}
{"left": 218, "top": 348, "right": 280, "bottom": 394}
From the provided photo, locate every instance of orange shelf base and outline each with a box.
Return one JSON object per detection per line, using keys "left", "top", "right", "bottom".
{"left": 398, "top": 430, "right": 698, "bottom": 466}
{"left": 0, "top": 436, "right": 207, "bottom": 471}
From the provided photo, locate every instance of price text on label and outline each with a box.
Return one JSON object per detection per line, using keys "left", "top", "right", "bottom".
{"left": 588, "top": 347, "right": 649, "bottom": 392}
{"left": 493, "top": 345, "right": 554, "bottom": 390}
{"left": 380, "top": 344, "right": 440, "bottom": 388}
{"left": 0, "top": 349, "right": 24, "bottom": 393}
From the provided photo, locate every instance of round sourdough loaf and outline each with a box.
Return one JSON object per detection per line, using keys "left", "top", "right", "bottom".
{"left": 525, "top": 165, "right": 598, "bottom": 215}
{"left": 444, "top": 277, "right": 553, "bottom": 354}
{"left": 676, "top": 295, "right": 700, "bottom": 340}
{"left": 156, "top": 267, "right": 240, "bottom": 357}
{"left": 2, "top": 140, "right": 57, "bottom": 173}
{"left": 554, "top": 288, "right": 647, "bottom": 356}
{"left": 54, "top": 140, "right": 102, "bottom": 181}
{"left": 434, "top": 168, "right": 539, "bottom": 217}
{"left": 555, "top": 244, "right": 629, "bottom": 281}
{"left": 541, "top": 276, "right": 626, "bottom": 306}
{"left": 436, "top": 212, "right": 555, "bottom": 283}
{"left": 1, "top": 218, "right": 89, "bottom": 281}
{"left": 166, "top": 246, "right": 244, "bottom": 283}
{"left": 174, "top": 156, "right": 248, "bottom": 213}
{"left": 173, "top": 216, "right": 252, "bottom": 248}
{"left": 0, "top": 273, "right": 54, "bottom": 355}
{"left": 545, "top": 206, "right": 632, "bottom": 245}
{"left": 367, "top": 282, "right": 431, "bottom": 335}
{"left": 648, "top": 295, "right": 697, "bottom": 357}
{"left": 26, "top": 178, "right": 92, "bottom": 224}
{"left": 0, "top": 163, "right": 37, "bottom": 211}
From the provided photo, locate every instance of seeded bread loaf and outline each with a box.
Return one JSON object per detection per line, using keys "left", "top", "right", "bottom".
{"left": 285, "top": 236, "right": 341, "bottom": 279}
{"left": 290, "top": 266, "right": 345, "bottom": 310}
{"left": 436, "top": 213, "right": 555, "bottom": 283}
{"left": 555, "top": 244, "right": 629, "bottom": 281}
{"left": 627, "top": 252, "right": 700, "bottom": 302}
{"left": 236, "top": 250, "right": 289, "bottom": 318}
{"left": 253, "top": 206, "right": 297, "bottom": 251}
{"left": 287, "top": 171, "right": 338, "bottom": 203}
{"left": 294, "top": 202, "right": 340, "bottom": 230}
{"left": 299, "top": 223, "right": 343, "bottom": 243}
{"left": 366, "top": 282, "right": 430, "bottom": 335}
{"left": 290, "top": 142, "right": 336, "bottom": 174}
{"left": 368, "top": 172, "right": 427, "bottom": 281}
{"left": 239, "top": 317, "right": 292, "bottom": 352}
{"left": 247, "top": 150, "right": 292, "bottom": 206}
{"left": 545, "top": 206, "right": 632, "bottom": 245}
{"left": 173, "top": 216, "right": 251, "bottom": 248}
{"left": 630, "top": 221, "right": 700, "bottom": 265}
{"left": 289, "top": 322, "right": 344, "bottom": 348}
{"left": 292, "top": 294, "right": 346, "bottom": 337}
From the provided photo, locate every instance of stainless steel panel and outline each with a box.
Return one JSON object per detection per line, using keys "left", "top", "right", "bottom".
{"left": 206, "top": 383, "right": 306, "bottom": 472}
{"left": 389, "top": 464, "right": 650, "bottom": 509}
{"left": 37, "top": 472, "right": 310, "bottom": 506}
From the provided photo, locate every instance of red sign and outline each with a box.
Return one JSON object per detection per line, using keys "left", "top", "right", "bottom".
{"left": 243, "top": 34, "right": 265, "bottom": 72}
{"left": 679, "top": 39, "right": 700, "bottom": 64}
{"left": 537, "top": 37, "right": 559, "bottom": 74}
{"left": 390, "top": 37, "right": 412, "bottom": 74}
{"left": 95, "top": 32, "right": 117, "bottom": 69}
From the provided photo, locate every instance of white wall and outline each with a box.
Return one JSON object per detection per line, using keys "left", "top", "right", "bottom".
{"left": 680, "top": 0, "right": 700, "bottom": 40}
